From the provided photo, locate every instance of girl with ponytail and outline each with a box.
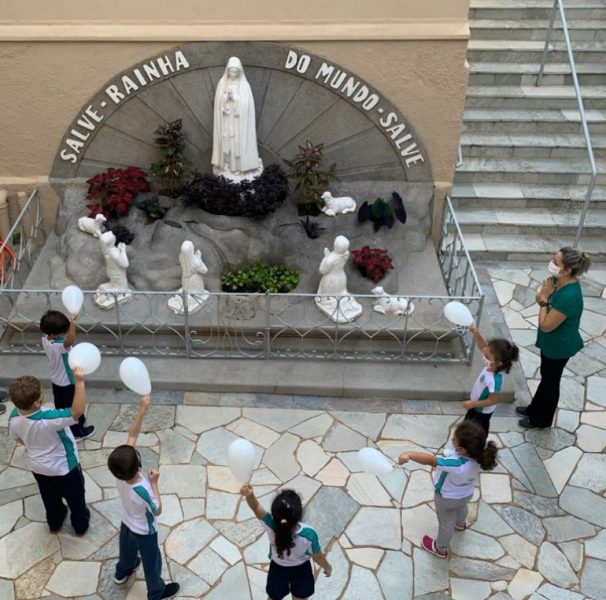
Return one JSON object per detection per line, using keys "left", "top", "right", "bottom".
{"left": 241, "top": 484, "right": 332, "bottom": 599}
{"left": 517, "top": 247, "right": 592, "bottom": 429}
{"left": 398, "top": 420, "right": 498, "bottom": 559}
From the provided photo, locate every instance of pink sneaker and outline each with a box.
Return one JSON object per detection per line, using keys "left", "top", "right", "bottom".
{"left": 421, "top": 535, "right": 448, "bottom": 558}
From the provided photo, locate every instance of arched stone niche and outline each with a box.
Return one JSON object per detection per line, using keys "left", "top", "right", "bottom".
{"left": 44, "top": 41, "right": 441, "bottom": 295}
{"left": 50, "top": 41, "right": 432, "bottom": 183}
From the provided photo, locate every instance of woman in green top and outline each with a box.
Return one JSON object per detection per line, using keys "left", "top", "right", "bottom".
{"left": 517, "top": 247, "right": 592, "bottom": 429}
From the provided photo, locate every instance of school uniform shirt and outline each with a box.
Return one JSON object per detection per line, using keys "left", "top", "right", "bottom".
{"left": 8, "top": 407, "right": 78, "bottom": 476}
{"left": 433, "top": 452, "right": 480, "bottom": 499}
{"left": 116, "top": 474, "right": 160, "bottom": 536}
{"left": 42, "top": 335, "right": 75, "bottom": 387}
{"left": 470, "top": 367, "right": 503, "bottom": 415}
{"left": 260, "top": 514, "right": 321, "bottom": 567}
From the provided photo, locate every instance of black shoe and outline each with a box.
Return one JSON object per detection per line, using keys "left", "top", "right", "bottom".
{"left": 160, "top": 583, "right": 180, "bottom": 599}
{"left": 0, "top": 404, "right": 5, "bottom": 416}
{"left": 75, "top": 425, "right": 96, "bottom": 442}
{"left": 0, "top": 390, "right": 8, "bottom": 402}
{"left": 49, "top": 505, "right": 68, "bottom": 533}
{"left": 518, "top": 417, "right": 546, "bottom": 430}
{"left": 515, "top": 406, "right": 529, "bottom": 416}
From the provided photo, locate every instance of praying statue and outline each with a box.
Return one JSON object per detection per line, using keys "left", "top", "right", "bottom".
{"left": 315, "top": 235, "right": 363, "bottom": 323}
{"left": 168, "top": 240, "right": 210, "bottom": 315}
{"left": 211, "top": 56, "right": 263, "bottom": 182}
{"left": 94, "top": 231, "right": 132, "bottom": 309}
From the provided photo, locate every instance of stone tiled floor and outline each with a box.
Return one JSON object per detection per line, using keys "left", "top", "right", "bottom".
{"left": 0, "top": 266, "right": 604, "bottom": 600}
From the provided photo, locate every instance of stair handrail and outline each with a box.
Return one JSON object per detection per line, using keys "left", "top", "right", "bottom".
{"left": 536, "top": 0, "right": 597, "bottom": 247}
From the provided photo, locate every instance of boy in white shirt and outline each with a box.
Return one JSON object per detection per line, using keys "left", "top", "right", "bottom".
{"left": 8, "top": 368, "right": 90, "bottom": 534}
{"left": 107, "top": 395, "right": 180, "bottom": 600}
{"left": 40, "top": 310, "right": 95, "bottom": 440}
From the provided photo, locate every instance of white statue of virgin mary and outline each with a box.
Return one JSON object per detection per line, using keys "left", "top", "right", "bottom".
{"left": 211, "top": 56, "right": 263, "bottom": 182}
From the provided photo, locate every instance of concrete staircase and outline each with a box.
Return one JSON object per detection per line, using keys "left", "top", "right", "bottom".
{"left": 452, "top": 0, "right": 606, "bottom": 260}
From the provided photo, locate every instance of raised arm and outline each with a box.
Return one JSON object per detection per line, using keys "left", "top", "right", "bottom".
{"left": 468, "top": 324, "right": 488, "bottom": 353}
{"left": 398, "top": 451, "right": 437, "bottom": 467}
{"left": 64, "top": 314, "right": 77, "bottom": 349}
{"left": 126, "top": 395, "right": 151, "bottom": 446}
{"left": 240, "top": 484, "right": 268, "bottom": 519}
{"left": 71, "top": 367, "right": 86, "bottom": 419}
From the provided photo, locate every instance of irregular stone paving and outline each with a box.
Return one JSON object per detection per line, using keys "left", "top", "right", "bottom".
{"left": 0, "top": 265, "right": 603, "bottom": 600}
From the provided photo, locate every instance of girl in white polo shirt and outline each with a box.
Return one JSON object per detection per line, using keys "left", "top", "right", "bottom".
{"left": 241, "top": 485, "right": 332, "bottom": 600}
{"left": 398, "top": 420, "right": 498, "bottom": 558}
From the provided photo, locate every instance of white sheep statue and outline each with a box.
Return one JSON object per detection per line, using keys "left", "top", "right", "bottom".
{"left": 78, "top": 214, "right": 107, "bottom": 238}
{"left": 320, "top": 191, "right": 357, "bottom": 216}
{"left": 371, "top": 286, "right": 415, "bottom": 316}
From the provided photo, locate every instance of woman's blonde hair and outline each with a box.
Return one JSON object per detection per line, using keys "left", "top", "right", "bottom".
{"left": 559, "top": 247, "right": 592, "bottom": 277}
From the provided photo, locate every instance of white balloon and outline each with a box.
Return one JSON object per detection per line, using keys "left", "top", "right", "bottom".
{"left": 228, "top": 438, "right": 256, "bottom": 483}
{"left": 443, "top": 301, "right": 474, "bottom": 327}
{"left": 68, "top": 342, "right": 101, "bottom": 375}
{"left": 61, "top": 285, "right": 84, "bottom": 314}
{"left": 119, "top": 357, "right": 152, "bottom": 396}
{"left": 357, "top": 447, "right": 393, "bottom": 476}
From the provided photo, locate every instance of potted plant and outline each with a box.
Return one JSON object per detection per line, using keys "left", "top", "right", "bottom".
{"left": 284, "top": 141, "right": 337, "bottom": 216}
{"left": 86, "top": 166, "right": 150, "bottom": 219}
{"left": 150, "top": 119, "right": 188, "bottom": 198}
{"left": 351, "top": 246, "right": 394, "bottom": 282}
{"left": 357, "top": 192, "right": 407, "bottom": 232}
{"left": 220, "top": 260, "right": 299, "bottom": 319}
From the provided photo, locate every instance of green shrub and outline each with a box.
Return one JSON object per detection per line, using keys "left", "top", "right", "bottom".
{"left": 221, "top": 261, "right": 299, "bottom": 293}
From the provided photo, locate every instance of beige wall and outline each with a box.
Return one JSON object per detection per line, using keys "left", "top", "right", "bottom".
{"left": 0, "top": 1, "right": 469, "bottom": 236}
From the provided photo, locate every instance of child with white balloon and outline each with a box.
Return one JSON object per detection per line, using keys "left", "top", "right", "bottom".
{"left": 398, "top": 420, "right": 499, "bottom": 559}
{"left": 240, "top": 484, "right": 332, "bottom": 600}
{"left": 8, "top": 367, "right": 91, "bottom": 535}
{"left": 461, "top": 325, "right": 519, "bottom": 437}
{"left": 107, "top": 394, "right": 180, "bottom": 599}
{"left": 40, "top": 307, "right": 95, "bottom": 441}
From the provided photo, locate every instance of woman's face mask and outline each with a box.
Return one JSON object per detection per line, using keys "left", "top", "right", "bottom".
{"left": 548, "top": 260, "right": 561, "bottom": 278}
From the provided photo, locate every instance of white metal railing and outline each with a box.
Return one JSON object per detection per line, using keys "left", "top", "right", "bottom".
{"left": 537, "top": 0, "right": 598, "bottom": 247}
{"left": 0, "top": 196, "right": 483, "bottom": 363}
{"left": 0, "top": 189, "right": 46, "bottom": 289}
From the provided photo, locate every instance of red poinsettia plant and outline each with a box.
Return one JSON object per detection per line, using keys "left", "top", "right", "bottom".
{"left": 86, "top": 166, "right": 150, "bottom": 219}
{"left": 351, "top": 246, "right": 394, "bottom": 282}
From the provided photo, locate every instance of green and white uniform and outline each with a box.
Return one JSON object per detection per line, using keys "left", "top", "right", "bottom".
{"left": 260, "top": 514, "right": 321, "bottom": 567}
{"left": 8, "top": 407, "right": 78, "bottom": 476}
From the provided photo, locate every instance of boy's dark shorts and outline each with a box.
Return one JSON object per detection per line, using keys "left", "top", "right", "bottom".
{"left": 266, "top": 560, "right": 314, "bottom": 600}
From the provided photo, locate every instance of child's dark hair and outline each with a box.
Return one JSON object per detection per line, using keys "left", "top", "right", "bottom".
{"left": 9, "top": 376, "right": 42, "bottom": 410}
{"left": 488, "top": 338, "right": 519, "bottom": 373}
{"left": 107, "top": 445, "right": 142, "bottom": 481}
{"left": 271, "top": 489, "right": 303, "bottom": 558}
{"left": 454, "top": 421, "right": 498, "bottom": 470}
{"left": 40, "top": 310, "right": 70, "bottom": 336}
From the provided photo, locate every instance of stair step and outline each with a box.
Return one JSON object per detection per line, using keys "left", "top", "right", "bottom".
{"left": 465, "top": 85, "right": 606, "bottom": 110}
{"left": 469, "top": 61, "right": 606, "bottom": 86}
{"left": 456, "top": 157, "right": 606, "bottom": 185}
{"left": 463, "top": 108, "right": 606, "bottom": 134}
{"left": 470, "top": 5, "right": 606, "bottom": 20}
{"left": 451, "top": 183, "right": 606, "bottom": 209}
{"left": 471, "top": 20, "right": 606, "bottom": 41}
{"left": 461, "top": 232, "right": 606, "bottom": 260}
{"left": 461, "top": 133, "right": 606, "bottom": 159}
{"left": 455, "top": 206, "right": 606, "bottom": 236}
{"left": 468, "top": 39, "right": 606, "bottom": 63}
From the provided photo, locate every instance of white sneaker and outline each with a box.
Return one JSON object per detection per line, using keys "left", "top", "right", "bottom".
{"left": 114, "top": 557, "right": 141, "bottom": 584}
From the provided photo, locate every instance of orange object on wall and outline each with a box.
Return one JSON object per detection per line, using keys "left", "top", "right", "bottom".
{"left": 0, "top": 240, "right": 16, "bottom": 283}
